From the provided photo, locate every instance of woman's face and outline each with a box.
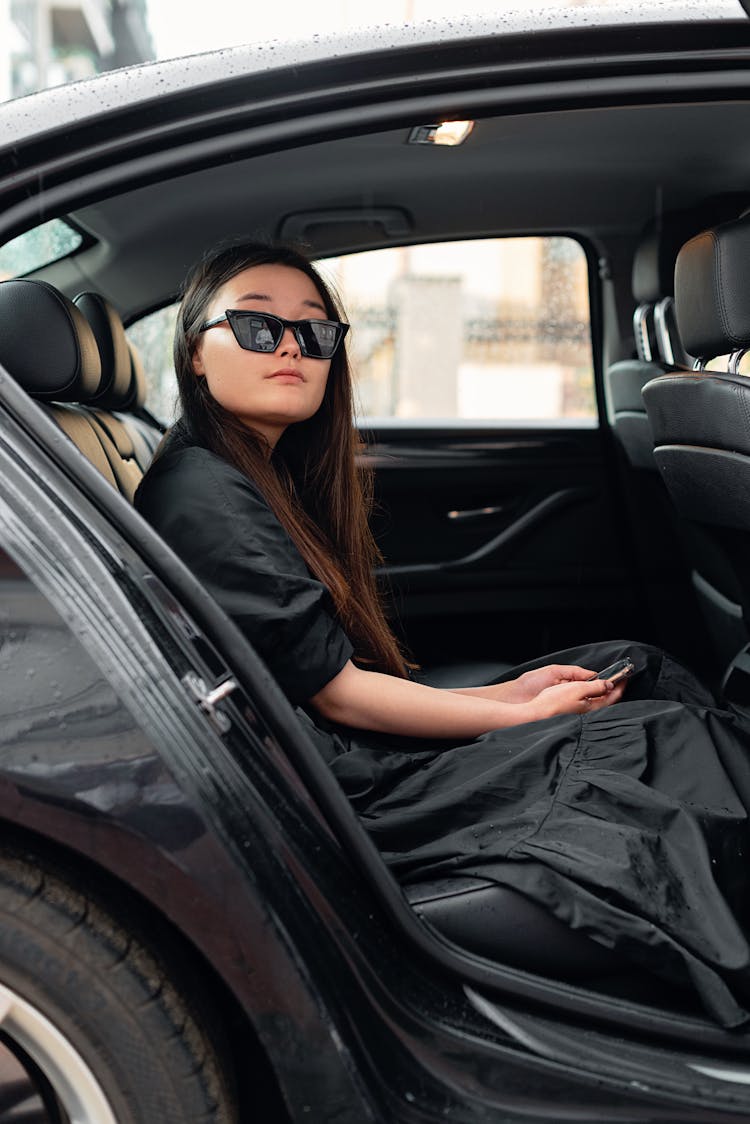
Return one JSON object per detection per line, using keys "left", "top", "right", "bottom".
{"left": 192, "top": 263, "right": 333, "bottom": 446}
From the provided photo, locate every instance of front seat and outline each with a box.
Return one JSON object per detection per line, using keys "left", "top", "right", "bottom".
{"left": 643, "top": 213, "right": 750, "bottom": 674}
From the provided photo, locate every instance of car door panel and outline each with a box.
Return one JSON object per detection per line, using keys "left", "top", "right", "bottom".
{"left": 366, "top": 425, "right": 641, "bottom": 668}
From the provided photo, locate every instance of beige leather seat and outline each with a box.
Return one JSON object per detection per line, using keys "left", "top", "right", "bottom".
{"left": 73, "top": 290, "right": 164, "bottom": 472}
{"left": 0, "top": 279, "right": 147, "bottom": 500}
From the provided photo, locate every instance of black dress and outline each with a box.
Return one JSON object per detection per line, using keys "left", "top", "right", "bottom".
{"left": 135, "top": 424, "right": 750, "bottom": 1027}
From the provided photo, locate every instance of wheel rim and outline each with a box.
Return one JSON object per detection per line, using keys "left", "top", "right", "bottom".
{"left": 0, "top": 981, "right": 118, "bottom": 1124}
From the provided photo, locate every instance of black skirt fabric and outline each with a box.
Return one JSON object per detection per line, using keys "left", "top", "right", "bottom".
{"left": 313, "top": 638, "right": 750, "bottom": 1027}
{"left": 135, "top": 427, "right": 750, "bottom": 1027}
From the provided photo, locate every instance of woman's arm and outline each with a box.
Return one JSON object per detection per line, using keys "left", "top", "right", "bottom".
{"left": 450, "top": 664, "right": 599, "bottom": 704}
{"left": 310, "top": 661, "right": 621, "bottom": 739}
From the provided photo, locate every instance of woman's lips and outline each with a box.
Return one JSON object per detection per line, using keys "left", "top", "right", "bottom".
{"left": 267, "top": 369, "right": 304, "bottom": 382}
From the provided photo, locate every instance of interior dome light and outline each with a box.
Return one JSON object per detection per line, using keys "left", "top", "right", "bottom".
{"left": 408, "top": 120, "right": 475, "bottom": 146}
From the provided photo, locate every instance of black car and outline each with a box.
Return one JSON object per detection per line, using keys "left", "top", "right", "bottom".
{"left": 5, "top": 6, "right": 750, "bottom": 1120}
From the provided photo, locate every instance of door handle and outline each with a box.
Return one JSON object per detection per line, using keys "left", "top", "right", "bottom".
{"left": 446, "top": 505, "right": 505, "bottom": 522}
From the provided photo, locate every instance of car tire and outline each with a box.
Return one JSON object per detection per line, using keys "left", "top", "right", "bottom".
{"left": 0, "top": 849, "right": 237, "bottom": 1123}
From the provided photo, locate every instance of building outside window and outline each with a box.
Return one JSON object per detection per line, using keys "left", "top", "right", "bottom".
{"left": 1, "top": 0, "right": 153, "bottom": 102}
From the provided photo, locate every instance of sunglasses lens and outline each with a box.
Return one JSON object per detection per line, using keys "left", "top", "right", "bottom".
{"left": 297, "top": 320, "right": 342, "bottom": 359}
{"left": 232, "top": 314, "right": 281, "bottom": 352}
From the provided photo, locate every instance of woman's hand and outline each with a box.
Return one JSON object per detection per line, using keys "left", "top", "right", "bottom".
{"left": 522, "top": 676, "right": 626, "bottom": 721}
{"left": 487, "top": 664, "right": 598, "bottom": 704}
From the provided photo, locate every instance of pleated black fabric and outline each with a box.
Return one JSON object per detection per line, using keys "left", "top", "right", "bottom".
{"left": 136, "top": 425, "right": 750, "bottom": 1027}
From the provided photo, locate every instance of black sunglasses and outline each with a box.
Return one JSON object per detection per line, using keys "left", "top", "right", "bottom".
{"left": 199, "top": 309, "right": 349, "bottom": 360}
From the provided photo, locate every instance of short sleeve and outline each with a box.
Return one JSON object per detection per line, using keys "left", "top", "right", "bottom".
{"left": 135, "top": 446, "right": 354, "bottom": 704}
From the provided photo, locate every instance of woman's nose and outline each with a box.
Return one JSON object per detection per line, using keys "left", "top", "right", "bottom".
{"left": 278, "top": 327, "right": 301, "bottom": 358}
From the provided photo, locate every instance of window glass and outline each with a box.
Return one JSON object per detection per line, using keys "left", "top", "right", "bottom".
{"left": 317, "top": 236, "right": 595, "bottom": 424}
{"left": 126, "top": 304, "right": 180, "bottom": 424}
{"left": 0, "top": 219, "right": 83, "bottom": 279}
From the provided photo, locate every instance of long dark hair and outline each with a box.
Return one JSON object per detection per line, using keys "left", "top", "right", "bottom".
{"left": 174, "top": 241, "right": 409, "bottom": 679}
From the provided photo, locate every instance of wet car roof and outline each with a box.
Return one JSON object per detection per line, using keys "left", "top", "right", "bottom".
{"left": 0, "top": 1, "right": 744, "bottom": 148}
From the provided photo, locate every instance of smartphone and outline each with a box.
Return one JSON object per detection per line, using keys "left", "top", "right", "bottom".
{"left": 587, "top": 657, "right": 635, "bottom": 684}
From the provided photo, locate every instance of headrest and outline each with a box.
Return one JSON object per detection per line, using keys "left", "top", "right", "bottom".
{"left": 73, "top": 291, "right": 132, "bottom": 408}
{"left": 0, "top": 279, "right": 101, "bottom": 400}
{"left": 632, "top": 212, "right": 697, "bottom": 304}
{"left": 675, "top": 215, "right": 750, "bottom": 358}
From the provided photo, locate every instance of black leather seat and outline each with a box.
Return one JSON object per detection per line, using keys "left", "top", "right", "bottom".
{"left": 643, "top": 214, "right": 750, "bottom": 670}
{"left": 405, "top": 876, "right": 621, "bottom": 980}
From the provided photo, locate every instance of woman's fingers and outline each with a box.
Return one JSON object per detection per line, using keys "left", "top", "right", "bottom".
{"left": 559, "top": 677, "right": 621, "bottom": 713}
{"left": 530, "top": 676, "right": 626, "bottom": 720}
{"left": 575, "top": 678, "right": 609, "bottom": 699}
{"left": 586, "top": 679, "right": 627, "bottom": 711}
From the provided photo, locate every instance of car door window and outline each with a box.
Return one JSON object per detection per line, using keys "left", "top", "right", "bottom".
{"left": 318, "top": 236, "right": 595, "bottom": 425}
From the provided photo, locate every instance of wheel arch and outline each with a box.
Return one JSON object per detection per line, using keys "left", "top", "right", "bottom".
{"left": 0, "top": 816, "right": 292, "bottom": 1123}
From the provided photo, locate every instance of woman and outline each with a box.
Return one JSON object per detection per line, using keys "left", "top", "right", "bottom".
{"left": 135, "top": 241, "right": 750, "bottom": 1026}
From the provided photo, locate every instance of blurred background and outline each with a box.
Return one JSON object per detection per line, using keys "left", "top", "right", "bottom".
{"left": 1, "top": 0, "right": 151, "bottom": 100}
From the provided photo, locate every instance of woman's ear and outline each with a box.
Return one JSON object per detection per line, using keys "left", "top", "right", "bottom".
{"left": 191, "top": 344, "right": 206, "bottom": 377}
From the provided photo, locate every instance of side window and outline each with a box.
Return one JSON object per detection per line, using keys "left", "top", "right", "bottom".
{"left": 317, "top": 237, "right": 595, "bottom": 424}
{"left": 0, "top": 219, "right": 83, "bottom": 279}
{"left": 126, "top": 305, "right": 179, "bottom": 424}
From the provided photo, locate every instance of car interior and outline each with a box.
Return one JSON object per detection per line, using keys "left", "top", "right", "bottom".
{"left": 5, "top": 27, "right": 750, "bottom": 1041}
{"left": 11, "top": 98, "right": 750, "bottom": 672}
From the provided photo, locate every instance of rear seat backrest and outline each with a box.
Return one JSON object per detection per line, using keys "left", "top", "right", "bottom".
{"left": 73, "top": 293, "right": 164, "bottom": 462}
{"left": 73, "top": 290, "right": 157, "bottom": 477}
{"left": 73, "top": 291, "right": 132, "bottom": 409}
{"left": 0, "top": 279, "right": 139, "bottom": 498}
